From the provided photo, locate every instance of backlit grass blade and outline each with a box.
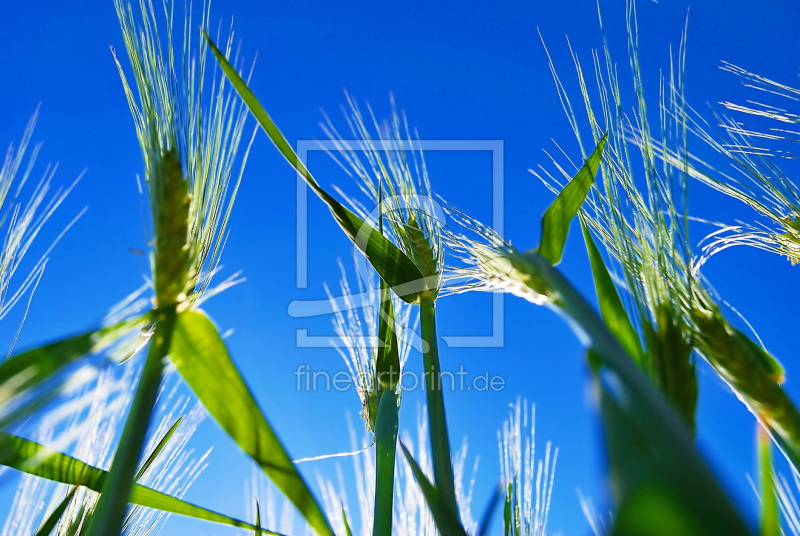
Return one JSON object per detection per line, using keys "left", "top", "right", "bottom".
{"left": 476, "top": 482, "right": 503, "bottom": 536}
{"left": 88, "top": 308, "right": 176, "bottom": 536}
{"left": 203, "top": 33, "right": 428, "bottom": 303}
{"left": 34, "top": 485, "right": 78, "bottom": 536}
{"left": 170, "top": 309, "right": 334, "bottom": 536}
{"left": 398, "top": 440, "right": 467, "bottom": 536}
{"left": 135, "top": 415, "right": 184, "bottom": 481}
{"left": 342, "top": 507, "right": 353, "bottom": 536}
{"left": 581, "top": 219, "right": 644, "bottom": 367}
{"left": 0, "top": 314, "right": 147, "bottom": 408}
{"left": 503, "top": 481, "right": 512, "bottom": 536}
{"left": 759, "top": 426, "right": 780, "bottom": 536}
{"left": 537, "top": 134, "right": 607, "bottom": 265}
{"left": 0, "top": 432, "right": 274, "bottom": 532}
{"left": 373, "top": 390, "right": 398, "bottom": 536}
{"left": 255, "top": 500, "right": 262, "bottom": 536}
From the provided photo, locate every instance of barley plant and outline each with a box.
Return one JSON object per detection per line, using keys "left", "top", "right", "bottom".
{"left": 2, "top": 0, "right": 800, "bottom": 534}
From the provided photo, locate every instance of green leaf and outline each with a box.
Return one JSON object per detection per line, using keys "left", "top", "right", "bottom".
{"left": 0, "top": 315, "right": 146, "bottom": 408}
{"left": 34, "top": 486, "right": 78, "bottom": 536}
{"left": 758, "top": 427, "right": 780, "bottom": 536}
{"left": 399, "top": 441, "right": 467, "bottom": 536}
{"left": 580, "top": 219, "right": 645, "bottom": 367}
{"left": 170, "top": 309, "right": 334, "bottom": 536}
{"left": 342, "top": 506, "right": 353, "bottom": 536}
{"left": 538, "top": 134, "right": 607, "bottom": 265}
{"left": 0, "top": 432, "right": 277, "bottom": 533}
{"left": 373, "top": 390, "right": 399, "bottom": 536}
{"left": 204, "top": 33, "right": 428, "bottom": 304}
{"left": 136, "top": 415, "right": 184, "bottom": 481}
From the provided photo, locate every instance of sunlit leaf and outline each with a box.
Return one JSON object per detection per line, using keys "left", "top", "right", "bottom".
{"left": 0, "top": 315, "right": 147, "bottom": 408}
{"left": 136, "top": 415, "right": 184, "bottom": 481}
{"left": 581, "top": 219, "right": 644, "bottom": 367}
{"left": 0, "top": 432, "right": 276, "bottom": 533}
{"left": 204, "top": 33, "right": 428, "bottom": 304}
{"left": 170, "top": 309, "right": 334, "bottom": 536}
{"left": 537, "top": 134, "right": 607, "bottom": 265}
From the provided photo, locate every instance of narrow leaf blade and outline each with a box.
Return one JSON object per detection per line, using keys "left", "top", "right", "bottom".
{"left": 399, "top": 441, "right": 467, "bottom": 536}
{"left": 580, "top": 219, "right": 644, "bottom": 366}
{"left": 34, "top": 486, "right": 78, "bottom": 536}
{"left": 136, "top": 415, "right": 184, "bottom": 481}
{"left": 203, "top": 33, "right": 426, "bottom": 303}
{"left": 538, "top": 134, "right": 607, "bottom": 265}
{"left": 0, "top": 432, "right": 277, "bottom": 533}
{"left": 170, "top": 309, "right": 334, "bottom": 536}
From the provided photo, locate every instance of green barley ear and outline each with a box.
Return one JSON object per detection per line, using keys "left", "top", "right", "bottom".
{"left": 114, "top": 0, "right": 253, "bottom": 308}
{"left": 534, "top": 2, "right": 705, "bottom": 432}
{"left": 328, "top": 259, "right": 415, "bottom": 432}
{"left": 153, "top": 149, "right": 190, "bottom": 307}
{"left": 442, "top": 223, "right": 751, "bottom": 533}
{"left": 321, "top": 93, "right": 444, "bottom": 301}
{"left": 0, "top": 109, "right": 78, "bottom": 326}
{"left": 498, "top": 399, "right": 557, "bottom": 536}
{"left": 673, "top": 63, "right": 800, "bottom": 267}
{"left": 537, "top": 0, "right": 800, "bottom": 471}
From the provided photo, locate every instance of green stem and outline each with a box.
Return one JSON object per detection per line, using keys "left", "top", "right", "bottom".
{"left": 87, "top": 305, "right": 176, "bottom": 536}
{"left": 420, "top": 296, "right": 458, "bottom": 517}
{"left": 373, "top": 391, "right": 399, "bottom": 536}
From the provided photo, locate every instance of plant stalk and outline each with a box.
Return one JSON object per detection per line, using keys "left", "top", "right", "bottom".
{"left": 87, "top": 305, "right": 176, "bottom": 536}
{"left": 373, "top": 391, "right": 399, "bottom": 536}
{"left": 420, "top": 295, "right": 458, "bottom": 517}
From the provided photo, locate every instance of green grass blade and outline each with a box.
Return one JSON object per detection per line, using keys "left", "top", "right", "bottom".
{"left": 420, "top": 295, "right": 458, "bottom": 517}
{"left": 476, "top": 482, "right": 503, "bottom": 536}
{"left": 580, "top": 219, "right": 644, "bottom": 367}
{"left": 398, "top": 441, "right": 467, "bottom": 536}
{"left": 203, "top": 33, "right": 427, "bottom": 304}
{"left": 758, "top": 427, "right": 780, "bottom": 536}
{"left": 373, "top": 390, "right": 398, "bottom": 536}
{"left": 503, "top": 482, "right": 512, "bottom": 536}
{"left": 170, "top": 309, "right": 334, "bottom": 536}
{"left": 34, "top": 486, "right": 78, "bottom": 536}
{"left": 135, "top": 415, "right": 184, "bottom": 481}
{"left": 0, "top": 315, "right": 146, "bottom": 408}
{"left": 342, "top": 507, "right": 353, "bottom": 536}
{"left": 537, "top": 134, "right": 607, "bottom": 265}
{"left": 87, "top": 308, "right": 175, "bottom": 536}
{"left": 255, "top": 500, "right": 262, "bottom": 536}
{"left": 0, "top": 432, "right": 277, "bottom": 533}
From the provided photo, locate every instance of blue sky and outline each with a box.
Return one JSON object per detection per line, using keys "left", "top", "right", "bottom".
{"left": 1, "top": 0, "right": 800, "bottom": 534}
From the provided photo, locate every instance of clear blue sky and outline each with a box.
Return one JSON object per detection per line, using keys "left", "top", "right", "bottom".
{"left": 1, "top": 1, "right": 799, "bottom": 534}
